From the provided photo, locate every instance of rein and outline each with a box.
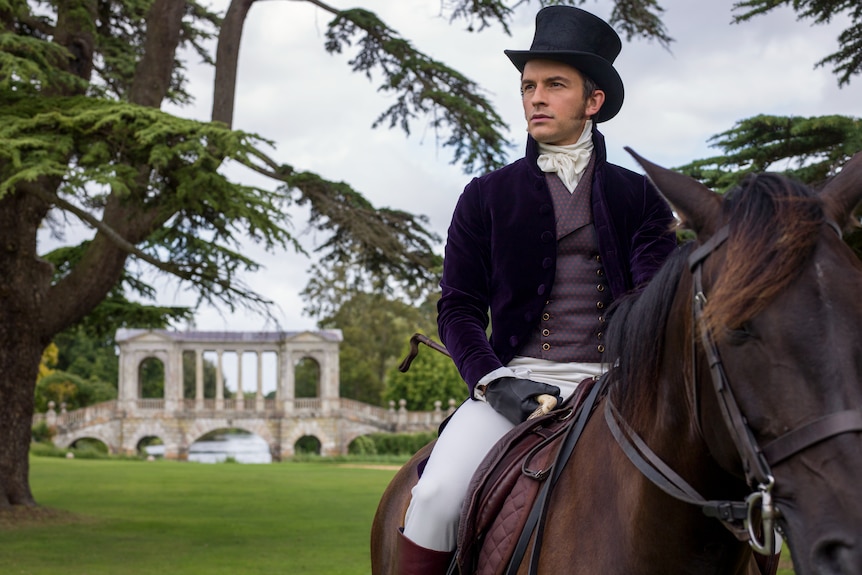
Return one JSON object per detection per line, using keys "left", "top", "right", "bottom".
{"left": 606, "top": 222, "right": 862, "bottom": 555}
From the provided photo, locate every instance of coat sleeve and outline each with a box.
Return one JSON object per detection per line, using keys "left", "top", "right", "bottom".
{"left": 437, "top": 179, "right": 504, "bottom": 394}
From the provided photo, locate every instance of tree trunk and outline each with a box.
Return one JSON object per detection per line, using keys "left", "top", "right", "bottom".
{"left": 0, "top": 188, "right": 52, "bottom": 508}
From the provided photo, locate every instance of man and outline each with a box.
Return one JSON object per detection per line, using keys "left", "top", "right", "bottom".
{"left": 397, "top": 6, "right": 677, "bottom": 573}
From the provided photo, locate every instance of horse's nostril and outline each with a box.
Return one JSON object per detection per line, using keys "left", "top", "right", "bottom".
{"left": 812, "top": 538, "right": 860, "bottom": 575}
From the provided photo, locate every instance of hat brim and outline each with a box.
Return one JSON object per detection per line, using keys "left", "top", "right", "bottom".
{"left": 505, "top": 50, "right": 624, "bottom": 123}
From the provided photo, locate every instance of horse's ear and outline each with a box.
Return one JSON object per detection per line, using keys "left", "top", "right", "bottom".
{"left": 625, "top": 147, "right": 723, "bottom": 237}
{"left": 821, "top": 151, "right": 862, "bottom": 230}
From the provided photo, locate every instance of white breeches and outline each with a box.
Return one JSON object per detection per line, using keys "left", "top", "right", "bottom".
{"left": 402, "top": 360, "right": 604, "bottom": 551}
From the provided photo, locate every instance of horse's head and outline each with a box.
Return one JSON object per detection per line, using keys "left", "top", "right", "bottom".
{"left": 628, "top": 148, "right": 862, "bottom": 575}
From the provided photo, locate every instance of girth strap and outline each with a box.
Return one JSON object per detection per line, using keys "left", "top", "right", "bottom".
{"left": 762, "top": 409, "right": 862, "bottom": 466}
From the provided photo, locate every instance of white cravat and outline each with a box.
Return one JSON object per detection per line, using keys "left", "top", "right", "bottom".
{"left": 536, "top": 120, "right": 594, "bottom": 193}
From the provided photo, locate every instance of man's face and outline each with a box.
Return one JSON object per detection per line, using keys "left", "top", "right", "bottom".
{"left": 521, "top": 59, "right": 605, "bottom": 146}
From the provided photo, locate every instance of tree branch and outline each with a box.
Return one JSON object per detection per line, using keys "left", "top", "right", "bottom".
{"left": 212, "top": 0, "right": 257, "bottom": 126}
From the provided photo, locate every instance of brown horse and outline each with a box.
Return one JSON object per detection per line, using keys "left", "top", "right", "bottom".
{"left": 371, "top": 150, "right": 862, "bottom": 575}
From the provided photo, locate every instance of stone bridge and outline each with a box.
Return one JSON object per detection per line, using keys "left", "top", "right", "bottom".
{"left": 34, "top": 329, "right": 454, "bottom": 459}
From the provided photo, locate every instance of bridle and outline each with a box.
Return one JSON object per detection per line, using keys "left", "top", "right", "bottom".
{"left": 606, "top": 221, "right": 862, "bottom": 554}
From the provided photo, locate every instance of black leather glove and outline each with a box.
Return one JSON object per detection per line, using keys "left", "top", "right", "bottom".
{"left": 483, "top": 377, "right": 562, "bottom": 425}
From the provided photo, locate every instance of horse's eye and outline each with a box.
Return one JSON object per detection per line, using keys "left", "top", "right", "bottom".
{"left": 725, "top": 323, "right": 755, "bottom": 345}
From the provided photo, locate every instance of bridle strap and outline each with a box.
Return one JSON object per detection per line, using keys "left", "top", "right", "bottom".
{"left": 762, "top": 409, "right": 862, "bottom": 466}
{"left": 689, "top": 226, "right": 775, "bottom": 487}
{"left": 604, "top": 399, "right": 749, "bottom": 530}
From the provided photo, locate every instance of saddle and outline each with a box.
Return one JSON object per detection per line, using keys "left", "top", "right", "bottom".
{"left": 456, "top": 377, "right": 600, "bottom": 575}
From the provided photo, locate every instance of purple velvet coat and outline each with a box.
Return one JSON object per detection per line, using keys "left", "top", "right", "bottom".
{"left": 437, "top": 127, "right": 677, "bottom": 394}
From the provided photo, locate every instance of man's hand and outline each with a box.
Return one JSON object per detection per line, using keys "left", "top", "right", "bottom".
{"left": 483, "top": 377, "right": 562, "bottom": 425}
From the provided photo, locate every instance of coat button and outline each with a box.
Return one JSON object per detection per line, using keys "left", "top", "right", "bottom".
{"left": 597, "top": 284, "right": 605, "bottom": 292}
{"left": 537, "top": 284, "right": 546, "bottom": 295}
{"left": 543, "top": 257, "right": 553, "bottom": 269}
{"left": 509, "top": 336, "right": 519, "bottom": 348}
{"left": 542, "top": 329, "right": 550, "bottom": 337}
{"left": 597, "top": 331, "right": 603, "bottom": 339}
{"left": 542, "top": 313, "right": 550, "bottom": 321}
{"left": 542, "top": 343, "right": 551, "bottom": 351}
{"left": 596, "top": 269, "right": 604, "bottom": 277}
{"left": 597, "top": 344, "right": 605, "bottom": 353}
{"left": 541, "top": 231, "right": 554, "bottom": 243}
{"left": 598, "top": 315, "right": 605, "bottom": 323}
{"left": 595, "top": 255, "right": 601, "bottom": 262}
{"left": 596, "top": 301, "right": 605, "bottom": 310}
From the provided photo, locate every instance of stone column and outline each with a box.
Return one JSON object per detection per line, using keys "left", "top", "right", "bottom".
{"left": 195, "top": 349, "right": 203, "bottom": 410}
{"left": 280, "top": 345, "right": 294, "bottom": 413}
{"left": 255, "top": 351, "right": 264, "bottom": 411}
{"left": 216, "top": 349, "right": 224, "bottom": 410}
{"left": 165, "top": 345, "right": 181, "bottom": 412}
{"left": 236, "top": 351, "right": 244, "bottom": 411}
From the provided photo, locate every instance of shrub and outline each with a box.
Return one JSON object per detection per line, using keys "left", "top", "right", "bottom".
{"left": 351, "top": 432, "right": 436, "bottom": 457}
{"left": 31, "top": 421, "right": 54, "bottom": 444}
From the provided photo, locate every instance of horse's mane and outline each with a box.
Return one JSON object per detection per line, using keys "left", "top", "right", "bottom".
{"left": 705, "top": 172, "right": 824, "bottom": 333}
{"left": 605, "top": 172, "right": 824, "bottom": 422}
{"left": 604, "top": 243, "right": 691, "bottom": 417}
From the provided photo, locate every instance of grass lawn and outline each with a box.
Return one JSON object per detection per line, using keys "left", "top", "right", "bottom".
{"left": 2, "top": 456, "right": 796, "bottom": 574}
{"left": 1, "top": 456, "right": 399, "bottom": 575}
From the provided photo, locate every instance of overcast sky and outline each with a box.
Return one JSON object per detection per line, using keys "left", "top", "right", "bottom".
{"left": 145, "top": 0, "right": 859, "bottom": 333}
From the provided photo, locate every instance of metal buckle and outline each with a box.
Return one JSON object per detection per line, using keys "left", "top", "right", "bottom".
{"left": 745, "top": 476, "right": 780, "bottom": 555}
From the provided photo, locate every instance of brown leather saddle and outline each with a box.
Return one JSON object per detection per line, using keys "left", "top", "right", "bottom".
{"left": 456, "top": 377, "right": 601, "bottom": 575}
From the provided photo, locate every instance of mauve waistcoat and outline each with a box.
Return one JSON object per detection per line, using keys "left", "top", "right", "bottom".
{"left": 519, "top": 156, "right": 612, "bottom": 362}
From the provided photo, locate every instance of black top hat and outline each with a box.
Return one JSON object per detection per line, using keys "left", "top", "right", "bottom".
{"left": 505, "top": 6, "right": 624, "bottom": 122}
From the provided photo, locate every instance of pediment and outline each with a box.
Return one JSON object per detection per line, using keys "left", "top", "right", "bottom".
{"left": 286, "top": 330, "right": 343, "bottom": 344}
{"left": 115, "top": 328, "right": 173, "bottom": 344}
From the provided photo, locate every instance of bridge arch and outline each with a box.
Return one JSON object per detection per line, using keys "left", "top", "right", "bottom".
{"left": 282, "top": 420, "right": 335, "bottom": 458}
{"left": 61, "top": 425, "right": 118, "bottom": 454}
{"left": 186, "top": 419, "right": 276, "bottom": 448}
{"left": 122, "top": 420, "right": 172, "bottom": 455}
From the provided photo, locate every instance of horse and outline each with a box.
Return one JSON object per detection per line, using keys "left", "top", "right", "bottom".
{"left": 371, "top": 149, "right": 862, "bottom": 575}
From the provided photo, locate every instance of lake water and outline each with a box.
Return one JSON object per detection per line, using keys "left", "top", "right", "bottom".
{"left": 145, "top": 433, "right": 273, "bottom": 464}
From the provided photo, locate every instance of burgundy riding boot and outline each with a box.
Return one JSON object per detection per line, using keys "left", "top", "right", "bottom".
{"left": 396, "top": 530, "right": 454, "bottom": 575}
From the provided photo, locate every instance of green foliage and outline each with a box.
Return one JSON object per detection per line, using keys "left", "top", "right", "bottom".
{"left": 348, "top": 431, "right": 436, "bottom": 456}
{"left": 43, "top": 243, "right": 194, "bottom": 338}
{"left": 675, "top": 114, "right": 862, "bottom": 260}
{"left": 675, "top": 114, "right": 862, "bottom": 192}
{"left": 181, "top": 351, "right": 219, "bottom": 399}
{"left": 139, "top": 357, "right": 164, "bottom": 399}
{"left": 304, "top": 259, "right": 441, "bottom": 405}
{"left": 295, "top": 357, "right": 319, "bottom": 398}
{"left": 384, "top": 337, "right": 465, "bottom": 411}
{"left": 732, "top": 0, "right": 862, "bottom": 86}
{"left": 34, "top": 370, "right": 117, "bottom": 413}
{"left": 324, "top": 8, "right": 510, "bottom": 174}
{"left": 347, "top": 434, "right": 377, "bottom": 456}
{"left": 444, "top": 0, "right": 672, "bottom": 46}
{"left": 295, "top": 435, "right": 322, "bottom": 455}
{"left": 31, "top": 421, "right": 54, "bottom": 444}
{"left": 52, "top": 325, "right": 118, "bottom": 385}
